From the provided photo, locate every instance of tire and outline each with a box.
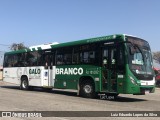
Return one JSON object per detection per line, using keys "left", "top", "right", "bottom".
{"left": 80, "top": 81, "right": 96, "bottom": 98}
{"left": 20, "top": 77, "right": 29, "bottom": 90}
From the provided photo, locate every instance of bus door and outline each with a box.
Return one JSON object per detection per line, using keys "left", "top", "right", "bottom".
{"left": 102, "top": 46, "right": 117, "bottom": 92}
{"left": 43, "top": 51, "right": 55, "bottom": 87}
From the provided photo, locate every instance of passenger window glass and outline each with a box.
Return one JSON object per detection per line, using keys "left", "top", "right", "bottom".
{"left": 79, "top": 44, "right": 96, "bottom": 64}
{"left": 26, "top": 51, "right": 42, "bottom": 66}
{"left": 56, "top": 48, "right": 72, "bottom": 65}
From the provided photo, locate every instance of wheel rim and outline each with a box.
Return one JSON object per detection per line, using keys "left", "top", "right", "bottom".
{"left": 22, "top": 80, "right": 27, "bottom": 89}
{"left": 84, "top": 85, "right": 92, "bottom": 93}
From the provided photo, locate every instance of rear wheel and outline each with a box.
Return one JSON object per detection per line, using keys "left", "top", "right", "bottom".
{"left": 80, "top": 81, "right": 96, "bottom": 98}
{"left": 20, "top": 77, "right": 29, "bottom": 90}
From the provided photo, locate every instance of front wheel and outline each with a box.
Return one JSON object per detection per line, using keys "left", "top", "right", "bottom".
{"left": 20, "top": 77, "right": 29, "bottom": 90}
{"left": 80, "top": 82, "right": 96, "bottom": 98}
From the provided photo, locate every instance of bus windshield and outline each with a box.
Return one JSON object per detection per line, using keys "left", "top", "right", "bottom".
{"left": 127, "top": 36, "right": 154, "bottom": 80}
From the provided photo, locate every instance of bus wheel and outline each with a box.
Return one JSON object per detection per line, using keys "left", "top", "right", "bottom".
{"left": 20, "top": 77, "right": 29, "bottom": 90}
{"left": 80, "top": 82, "right": 95, "bottom": 98}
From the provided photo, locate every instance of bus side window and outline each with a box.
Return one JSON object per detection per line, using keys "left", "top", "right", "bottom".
{"left": 14, "top": 53, "right": 26, "bottom": 67}
{"left": 37, "top": 51, "right": 43, "bottom": 66}
{"left": 64, "top": 54, "right": 72, "bottom": 64}
{"left": 73, "top": 44, "right": 97, "bottom": 65}
{"left": 73, "top": 52, "right": 79, "bottom": 64}
{"left": 89, "top": 51, "right": 95, "bottom": 63}
{"left": 56, "top": 55, "right": 63, "bottom": 65}
{"left": 3, "top": 55, "right": 9, "bottom": 67}
{"left": 80, "top": 52, "right": 89, "bottom": 63}
{"left": 73, "top": 46, "right": 80, "bottom": 64}
{"left": 11, "top": 54, "right": 18, "bottom": 67}
{"left": 56, "top": 47, "right": 72, "bottom": 65}
{"left": 26, "top": 52, "right": 38, "bottom": 66}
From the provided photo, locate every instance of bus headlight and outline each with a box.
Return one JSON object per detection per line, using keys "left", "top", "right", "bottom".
{"left": 129, "top": 76, "right": 137, "bottom": 85}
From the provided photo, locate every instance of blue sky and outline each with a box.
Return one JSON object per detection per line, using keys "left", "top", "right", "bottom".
{"left": 0, "top": 0, "right": 160, "bottom": 52}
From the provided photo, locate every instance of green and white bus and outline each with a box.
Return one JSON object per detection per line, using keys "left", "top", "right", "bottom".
{"left": 3, "top": 34, "right": 155, "bottom": 98}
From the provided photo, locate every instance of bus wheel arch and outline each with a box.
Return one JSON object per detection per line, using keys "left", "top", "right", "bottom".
{"left": 79, "top": 76, "right": 96, "bottom": 98}
{"left": 20, "top": 75, "right": 29, "bottom": 90}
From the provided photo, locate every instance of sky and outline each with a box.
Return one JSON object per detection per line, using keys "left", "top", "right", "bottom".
{"left": 0, "top": 0, "right": 160, "bottom": 53}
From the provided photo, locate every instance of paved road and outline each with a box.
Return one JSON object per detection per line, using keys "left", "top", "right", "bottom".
{"left": 0, "top": 81, "right": 160, "bottom": 120}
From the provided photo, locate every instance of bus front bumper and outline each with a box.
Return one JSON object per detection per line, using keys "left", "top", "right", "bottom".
{"left": 133, "top": 86, "right": 155, "bottom": 95}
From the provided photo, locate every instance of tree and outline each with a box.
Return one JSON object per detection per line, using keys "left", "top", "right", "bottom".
{"left": 10, "top": 43, "right": 27, "bottom": 51}
{"left": 153, "top": 51, "right": 160, "bottom": 64}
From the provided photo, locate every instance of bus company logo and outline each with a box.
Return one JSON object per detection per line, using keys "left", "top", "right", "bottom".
{"left": 56, "top": 67, "right": 83, "bottom": 75}
{"left": 29, "top": 68, "right": 41, "bottom": 74}
{"left": 16, "top": 67, "right": 41, "bottom": 77}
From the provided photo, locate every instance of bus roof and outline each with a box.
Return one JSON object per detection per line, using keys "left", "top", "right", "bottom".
{"left": 51, "top": 34, "right": 124, "bottom": 49}
{"left": 5, "top": 34, "right": 132, "bottom": 55}
{"left": 29, "top": 42, "right": 59, "bottom": 50}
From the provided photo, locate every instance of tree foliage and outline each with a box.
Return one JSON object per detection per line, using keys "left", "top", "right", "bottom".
{"left": 10, "top": 43, "right": 27, "bottom": 51}
{"left": 153, "top": 51, "right": 160, "bottom": 64}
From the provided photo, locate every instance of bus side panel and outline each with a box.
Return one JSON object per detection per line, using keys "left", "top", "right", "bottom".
{"left": 123, "top": 67, "right": 140, "bottom": 94}
{"left": 3, "top": 67, "right": 43, "bottom": 87}
{"left": 3, "top": 67, "right": 21, "bottom": 85}
{"left": 116, "top": 74, "right": 125, "bottom": 93}
{"left": 54, "top": 66, "right": 80, "bottom": 89}
{"left": 28, "top": 67, "right": 44, "bottom": 87}
{"left": 53, "top": 65, "right": 101, "bottom": 91}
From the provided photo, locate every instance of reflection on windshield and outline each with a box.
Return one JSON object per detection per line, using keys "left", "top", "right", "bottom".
{"left": 143, "top": 49, "right": 153, "bottom": 74}
{"left": 128, "top": 43, "right": 153, "bottom": 79}
{"left": 127, "top": 37, "right": 154, "bottom": 80}
{"left": 132, "top": 52, "right": 143, "bottom": 65}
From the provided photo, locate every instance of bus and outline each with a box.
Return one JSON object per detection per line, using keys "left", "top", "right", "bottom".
{"left": 3, "top": 34, "right": 155, "bottom": 98}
